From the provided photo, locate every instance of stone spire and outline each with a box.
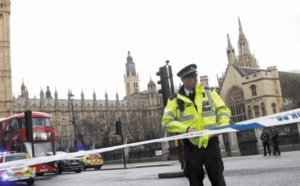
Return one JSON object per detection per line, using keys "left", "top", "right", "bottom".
{"left": 81, "top": 89, "right": 85, "bottom": 109}
{"left": 116, "top": 91, "right": 120, "bottom": 107}
{"left": 20, "top": 79, "right": 26, "bottom": 98}
{"left": 226, "top": 34, "right": 236, "bottom": 64}
{"left": 236, "top": 17, "right": 259, "bottom": 68}
{"left": 125, "top": 51, "right": 136, "bottom": 76}
{"left": 93, "top": 90, "right": 97, "bottom": 108}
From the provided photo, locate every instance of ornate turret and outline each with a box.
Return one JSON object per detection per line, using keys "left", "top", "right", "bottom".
{"left": 236, "top": 17, "right": 259, "bottom": 68}
{"left": 93, "top": 90, "right": 96, "bottom": 101}
{"left": 39, "top": 88, "right": 44, "bottom": 110}
{"left": 54, "top": 89, "right": 58, "bottom": 107}
{"left": 54, "top": 89, "right": 58, "bottom": 100}
{"left": 147, "top": 77, "right": 156, "bottom": 94}
{"left": 200, "top": 76, "right": 209, "bottom": 87}
{"left": 93, "top": 90, "right": 97, "bottom": 108}
{"left": 25, "top": 89, "right": 29, "bottom": 110}
{"left": 45, "top": 86, "right": 52, "bottom": 99}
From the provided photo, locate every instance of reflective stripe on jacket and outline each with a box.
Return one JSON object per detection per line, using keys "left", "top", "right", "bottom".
{"left": 161, "top": 84, "right": 231, "bottom": 148}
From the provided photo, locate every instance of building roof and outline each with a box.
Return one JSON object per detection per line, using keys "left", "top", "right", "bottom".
{"left": 278, "top": 71, "right": 300, "bottom": 98}
{"left": 13, "top": 98, "right": 132, "bottom": 108}
{"left": 237, "top": 65, "right": 300, "bottom": 99}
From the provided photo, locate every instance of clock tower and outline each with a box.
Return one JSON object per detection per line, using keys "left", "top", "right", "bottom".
{"left": 124, "top": 51, "right": 140, "bottom": 97}
{"left": 0, "top": 0, "right": 12, "bottom": 117}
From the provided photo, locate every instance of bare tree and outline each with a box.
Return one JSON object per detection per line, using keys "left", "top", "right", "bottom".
{"left": 77, "top": 118, "right": 112, "bottom": 149}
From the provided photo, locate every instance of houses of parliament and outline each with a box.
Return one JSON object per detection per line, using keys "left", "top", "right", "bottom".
{"left": 1, "top": 1, "right": 300, "bottom": 156}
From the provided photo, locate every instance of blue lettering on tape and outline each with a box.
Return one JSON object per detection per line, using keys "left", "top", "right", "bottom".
{"left": 229, "top": 123, "right": 265, "bottom": 131}
{"left": 210, "top": 123, "right": 264, "bottom": 131}
{"left": 291, "top": 113, "right": 300, "bottom": 119}
{"left": 273, "top": 111, "right": 300, "bottom": 121}
{"left": 278, "top": 116, "right": 289, "bottom": 121}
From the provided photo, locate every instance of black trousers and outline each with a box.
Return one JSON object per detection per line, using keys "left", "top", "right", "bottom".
{"left": 272, "top": 140, "right": 281, "bottom": 155}
{"left": 183, "top": 137, "right": 226, "bottom": 186}
{"left": 262, "top": 142, "right": 271, "bottom": 155}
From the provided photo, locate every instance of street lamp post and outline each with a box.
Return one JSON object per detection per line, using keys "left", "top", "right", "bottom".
{"left": 69, "top": 91, "right": 77, "bottom": 150}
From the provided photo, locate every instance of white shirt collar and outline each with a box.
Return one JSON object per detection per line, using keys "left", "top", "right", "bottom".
{"left": 184, "top": 88, "right": 193, "bottom": 96}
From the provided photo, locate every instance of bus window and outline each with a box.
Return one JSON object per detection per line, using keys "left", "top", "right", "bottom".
{"left": 32, "top": 118, "right": 53, "bottom": 127}
{"left": 45, "top": 119, "right": 52, "bottom": 127}
{"left": 18, "top": 118, "right": 25, "bottom": 128}
{"left": 11, "top": 120, "right": 18, "bottom": 130}
{"left": 32, "top": 118, "right": 40, "bottom": 127}
{"left": 19, "top": 117, "right": 53, "bottom": 128}
{"left": 6, "top": 122, "right": 13, "bottom": 131}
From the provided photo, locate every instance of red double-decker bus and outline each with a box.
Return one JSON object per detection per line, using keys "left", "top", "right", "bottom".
{"left": 0, "top": 111, "right": 57, "bottom": 176}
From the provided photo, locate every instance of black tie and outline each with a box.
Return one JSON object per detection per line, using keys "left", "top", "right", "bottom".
{"left": 189, "top": 92, "right": 193, "bottom": 100}
{"left": 189, "top": 92, "right": 197, "bottom": 110}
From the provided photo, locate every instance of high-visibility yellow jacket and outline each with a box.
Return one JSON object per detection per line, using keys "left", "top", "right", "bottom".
{"left": 161, "top": 84, "right": 231, "bottom": 148}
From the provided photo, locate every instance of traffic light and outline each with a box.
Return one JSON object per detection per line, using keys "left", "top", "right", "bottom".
{"left": 115, "top": 121, "right": 122, "bottom": 135}
{"left": 25, "top": 110, "right": 33, "bottom": 141}
{"left": 156, "top": 66, "right": 171, "bottom": 107}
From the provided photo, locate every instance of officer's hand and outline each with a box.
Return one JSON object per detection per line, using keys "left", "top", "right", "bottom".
{"left": 187, "top": 127, "right": 198, "bottom": 139}
{"left": 187, "top": 127, "right": 197, "bottom": 133}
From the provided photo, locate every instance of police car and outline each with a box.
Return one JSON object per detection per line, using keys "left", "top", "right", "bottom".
{"left": 0, "top": 152, "right": 36, "bottom": 185}
{"left": 76, "top": 152, "right": 104, "bottom": 170}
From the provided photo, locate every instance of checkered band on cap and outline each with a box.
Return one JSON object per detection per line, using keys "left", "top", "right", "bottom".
{"left": 179, "top": 66, "right": 197, "bottom": 78}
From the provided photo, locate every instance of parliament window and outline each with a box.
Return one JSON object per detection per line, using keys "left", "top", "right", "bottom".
{"left": 62, "top": 125, "right": 67, "bottom": 135}
{"left": 272, "top": 103, "right": 277, "bottom": 114}
{"left": 254, "top": 105, "right": 260, "bottom": 118}
{"left": 261, "top": 102, "right": 267, "bottom": 116}
{"left": 247, "top": 105, "right": 252, "bottom": 119}
{"left": 250, "top": 85, "right": 257, "bottom": 97}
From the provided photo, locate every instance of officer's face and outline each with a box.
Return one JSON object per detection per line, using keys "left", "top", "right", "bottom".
{"left": 182, "top": 73, "right": 198, "bottom": 91}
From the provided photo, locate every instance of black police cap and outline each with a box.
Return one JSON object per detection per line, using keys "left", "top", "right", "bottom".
{"left": 177, "top": 64, "right": 197, "bottom": 78}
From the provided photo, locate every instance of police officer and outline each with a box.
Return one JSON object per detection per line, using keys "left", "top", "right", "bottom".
{"left": 260, "top": 128, "right": 271, "bottom": 156}
{"left": 161, "top": 64, "right": 231, "bottom": 186}
{"left": 270, "top": 127, "right": 281, "bottom": 155}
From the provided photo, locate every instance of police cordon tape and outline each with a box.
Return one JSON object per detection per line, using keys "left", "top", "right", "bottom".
{"left": 1, "top": 108, "right": 300, "bottom": 171}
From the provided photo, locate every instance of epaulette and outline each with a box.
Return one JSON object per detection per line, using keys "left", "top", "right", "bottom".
{"left": 204, "top": 86, "right": 215, "bottom": 91}
{"left": 170, "top": 93, "right": 177, "bottom": 100}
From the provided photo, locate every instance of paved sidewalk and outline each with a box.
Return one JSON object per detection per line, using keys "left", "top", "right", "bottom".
{"left": 102, "top": 150, "right": 300, "bottom": 171}
{"left": 37, "top": 150, "right": 300, "bottom": 186}
{"left": 102, "top": 160, "right": 179, "bottom": 170}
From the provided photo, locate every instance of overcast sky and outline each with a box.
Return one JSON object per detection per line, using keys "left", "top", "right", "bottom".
{"left": 9, "top": 0, "right": 300, "bottom": 100}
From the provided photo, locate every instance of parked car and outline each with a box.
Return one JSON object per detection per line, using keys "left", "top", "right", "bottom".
{"left": 77, "top": 153, "right": 104, "bottom": 170}
{"left": 47, "top": 151, "right": 82, "bottom": 174}
{"left": 0, "top": 152, "right": 36, "bottom": 186}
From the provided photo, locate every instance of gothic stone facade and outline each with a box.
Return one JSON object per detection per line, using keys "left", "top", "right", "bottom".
{"left": 217, "top": 18, "right": 300, "bottom": 156}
